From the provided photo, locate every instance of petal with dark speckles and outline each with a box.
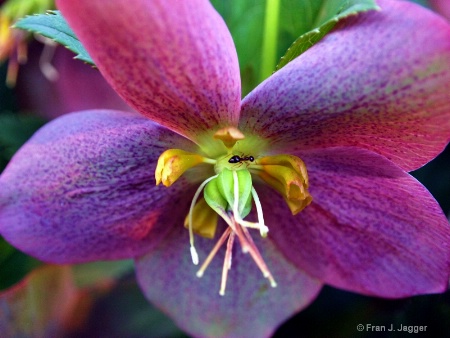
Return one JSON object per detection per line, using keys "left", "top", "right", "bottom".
{"left": 264, "top": 147, "right": 450, "bottom": 297}
{"left": 240, "top": 0, "right": 450, "bottom": 171}
{"left": 0, "top": 110, "right": 200, "bottom": 263}
{"left": 57, "top": 0, "right": 241, "bottom": 143}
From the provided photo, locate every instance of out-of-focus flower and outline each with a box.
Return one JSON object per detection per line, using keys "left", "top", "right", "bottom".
{"left": 16, "top": 45, "right": 133, "bottom": 119}
{"left": 0, "top": 0, "right": 449, "bottom": 337}
{"left": 0, "top": 0, "right": 54, "bottom": 86}
{"left": 430, "top": 0, "right": 450, "bottom": 20}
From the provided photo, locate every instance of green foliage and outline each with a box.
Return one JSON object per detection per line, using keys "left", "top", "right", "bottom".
{"left": 73, "top": 260, "right": 134, "bottom": 288}
{"left": 0, "top": 0, "right": 54, "bottom": 20}
{"left": 14, "top": 10, "right": 94, "bottom": 65}
{"left": 0, "top": 112, "right": 46, "bottom": 171}
{"left": 211, "top": 0, "right": 378, "bottom": 94}
{"left": 276, "top": 0, "right": 379, "bottom": 71}
{"left": 0, "top": 237, "right": 42, "bottom": 290}
{"left": 211, "top": 0, "right": 265, "bottom": 95}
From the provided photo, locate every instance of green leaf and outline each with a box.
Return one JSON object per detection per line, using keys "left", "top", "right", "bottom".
{"left": 0, "top": 0, "right": 54, "bottom": 20}
{"left": 14, "top": 10, "right": 95, "bottom": 66}
{"left": 0, "top": 237, "right": 42, "bottom": 290}
{"left": 276, "top": 0, "right": 379, "bottom": 71}
{"left": 0, "top": 112, "right": 46, "bottom": 171}
{"left": 211, "top": 0, "right": 266, "bottom": 96}
{"left": 72, "top": 260, "right": 134, "bottom": 288}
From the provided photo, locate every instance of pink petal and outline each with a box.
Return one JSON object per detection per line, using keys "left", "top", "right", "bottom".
{"left": 240, "top": 0, "right": 450, "bottom": 171}
{"left": 57, "top": 0, "right": 241, "bottom": 142}
{"left": 0, "top": 110, "right": 199, "bottom": 263}
{"left": 264, "top": 147, "right": 449, "bottom": 298}
{"left": 135, "top": 225, "right": 322, "bottom": 338}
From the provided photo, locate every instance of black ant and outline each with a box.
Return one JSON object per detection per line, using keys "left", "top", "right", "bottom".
{"left": 228, "top": 154, "right": 255, "bottom": 164}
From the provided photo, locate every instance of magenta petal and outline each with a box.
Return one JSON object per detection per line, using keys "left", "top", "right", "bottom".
{"left": 265, "top": 147, "right": 450, "bottom": 298}
{"left": 240, "top": 0, "right": 450, "bottom": 171}
{"left": 57, "top": 0, "right": 241, "bottom": 142}
{"left": 0, "top": 110, "right": 198, "bottom": 263}
{"left": 135, "top": 225, "right": 322, "bottom": 338}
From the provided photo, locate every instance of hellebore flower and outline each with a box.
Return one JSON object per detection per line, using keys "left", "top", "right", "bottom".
{"left": 1, "top": 0, "right": 450, "bottom": 337}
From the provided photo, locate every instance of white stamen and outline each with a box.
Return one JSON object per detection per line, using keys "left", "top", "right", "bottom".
{"left": 190, "top": 246, "right": 199, "bottom": 265}
{"left": 188, "top": 174, "right": 218, "bottom": 265}
{"left": 251, "top": 187, "right": 268, "bottom": 237}
{"left": 232, "top": 170, "right": 268, "bottom": 237}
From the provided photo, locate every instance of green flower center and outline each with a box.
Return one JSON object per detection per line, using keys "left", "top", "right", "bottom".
{"left": 155, "top": 127, "right": 312, "bottom": 295}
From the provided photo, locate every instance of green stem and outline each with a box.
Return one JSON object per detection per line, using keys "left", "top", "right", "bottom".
{"left": 260, "top": 0, "right": 280, "bottom": 83}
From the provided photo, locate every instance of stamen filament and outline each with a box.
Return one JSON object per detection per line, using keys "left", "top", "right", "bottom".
{"left": 202, "top": 158, "right": 217, "bottom": 165}
{"left": 218, "top": 210, "right": 250, "bottom": 253}
{"left": 231, "top": 218, "right": 276, "bottom": 286}
{"left": 196, "top": 227, "right": 231, "bottom": 278}
{"left": 189, "top": 174, "right": 218, "bottom": 265}
{"left": 219, "top": 231, "right": 235, "bottom": 296}
{"left": 240, "top": 225, "right": 277, "bottom": 288}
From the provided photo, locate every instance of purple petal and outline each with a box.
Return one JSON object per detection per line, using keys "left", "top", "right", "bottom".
{"left": 0, "top": 110, "right": 199, "bottom": 263}
{"left": 264, "top": 147, "right": 450, "bottom": 297}
{"left": 57, "top": 0, "right": 241, "bottom": 142}
{"left": 135, "top": 225, "right": 322, "bottom": 338}
{"left": 240, "top": 0, "right": 450, "bottom": 171}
